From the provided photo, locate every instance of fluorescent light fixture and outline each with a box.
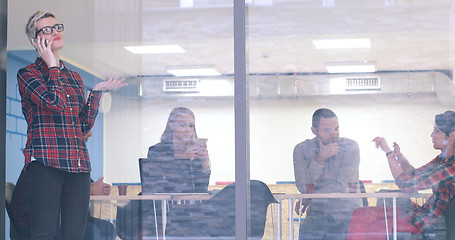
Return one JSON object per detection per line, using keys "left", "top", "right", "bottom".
{"left": 313, "top": 38, "right": 371, "bottom": 49}
{"left": 180, "top": 0, "right": 194, "bottom": 8}
{"left": 253, "top": 0, "right": 273, "bottom": 5}
{"left": 322, "top": 0, "right": 335, "bottom": 7}
{"left": 124, "top": 45, "right": 186, "bottom": 54}
{"left": 326, "top": 64, "right": 376, "bottom": 73}
{"left": 167, "top": 68, "right": 221, "bottom": 77}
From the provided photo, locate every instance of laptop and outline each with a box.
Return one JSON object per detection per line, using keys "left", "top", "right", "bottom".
{"left": 139, "top": 158, "right": 199, "bottom": 194}
{"left": 138, "top": 157, "right": 210, "bottom": 237}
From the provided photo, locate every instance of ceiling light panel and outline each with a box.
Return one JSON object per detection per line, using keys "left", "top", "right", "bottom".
{"left": 180, "top": 0, "right": 194, "bottom": 8}
{"left": 124, "top": 45, "right": 186, "bottom": 54}
{"left": 313, "top": 38, "right": 371, "bottom": 49}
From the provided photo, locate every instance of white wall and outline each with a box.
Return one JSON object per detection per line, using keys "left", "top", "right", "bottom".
{"left": 250, "top": 93, "right": 444, "bottom": 183}
{"left": 102, "top": 72, "right": 452, "bottom": 185}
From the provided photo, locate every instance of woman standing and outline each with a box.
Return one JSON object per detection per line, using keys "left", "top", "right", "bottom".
{"left": 17, "top": 10, "right": 126, "bottom": 239}
{"left": 348, "top": 111, "right": 455, "bottom": 239}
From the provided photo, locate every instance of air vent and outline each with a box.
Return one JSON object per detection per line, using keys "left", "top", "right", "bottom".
{"left": 345, "top": 77, "right": 380, "bottom": 91}
{"left": 162, "top": 79, "right": 200, "bottom": 92}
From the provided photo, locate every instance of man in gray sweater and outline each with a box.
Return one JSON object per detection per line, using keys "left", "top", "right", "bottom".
{"left": 293, "top": 108, "right": 361, "bottom": 240}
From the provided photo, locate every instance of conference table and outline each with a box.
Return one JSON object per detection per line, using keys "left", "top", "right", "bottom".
{"left": 90, "top": 193, "right": 213, "bottom": 240}
{"left": 273, "top": 192, "right": 431, "bottom": 240}
{"left": 90, "top": 192, "right": 431, "bottom": 240}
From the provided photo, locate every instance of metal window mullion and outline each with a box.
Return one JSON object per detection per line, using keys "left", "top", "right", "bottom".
{"left": 234, "top": 0, "right": 249, "bottom": 239}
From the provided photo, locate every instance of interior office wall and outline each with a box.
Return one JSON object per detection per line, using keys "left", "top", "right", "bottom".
{"left": 5, "top": 52, "right": 32, "bottom": 186}
{"left": 102, "top": 94, "right": 235, "bottom": 184}
{"left": 103, "top": 71, "right": 451, "bottom": 185}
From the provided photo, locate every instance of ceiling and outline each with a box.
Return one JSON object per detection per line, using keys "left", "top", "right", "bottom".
{"left": 7, "top": 0, "right": 455, "bottom": 79}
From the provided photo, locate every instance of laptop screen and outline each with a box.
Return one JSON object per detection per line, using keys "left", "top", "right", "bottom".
{"left": 139, "top": 158, "right": 196, "bottom": 194}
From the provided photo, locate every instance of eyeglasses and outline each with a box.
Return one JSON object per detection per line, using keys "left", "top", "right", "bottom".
{"left": 35, "top": 24, "right": 64, "bottom": 38}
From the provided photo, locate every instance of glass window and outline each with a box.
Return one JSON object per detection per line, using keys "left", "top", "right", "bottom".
{"left": 5, "top": 0, "right": 455, "bottom": 239}
{"left": 247, "top": 0, "right": 454, "bottom": 239}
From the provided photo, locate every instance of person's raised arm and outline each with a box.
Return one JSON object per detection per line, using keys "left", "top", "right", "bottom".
{"left": 372, "top": 137, "right": 404, "bottom": 179}
{"left": 18, "top": 37, "right": 66, "bottom": 112}
{"left": 92, "top": 75, "right": 128, "bottom": 92}
{"left": 79, "top": 76, "right": 128, "bottom": 133}
{"left": 392, "top": 142, "right": 415, "bottom": 173}
{"left": 34, "top": 35, "right": 58, "bottom": 68}
{"left": 195, "top": 142, "right": 211, "bottom": 170}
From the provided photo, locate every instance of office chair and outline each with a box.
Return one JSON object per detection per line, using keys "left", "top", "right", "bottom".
{"left": 358, "top": 180, "right": 368, "bottom": 207}
{"left": 166, "top": 180, "right": 278, "bottom": 239}
{"left": 5, "top": 182, "right": 30, "bottom": 240}
{"left": 441, "top": 195, "right": 455, "bottom": 240}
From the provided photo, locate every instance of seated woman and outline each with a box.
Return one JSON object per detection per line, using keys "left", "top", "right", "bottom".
{"left": 155, "top": 108, "right": 277, "bottom": 238}
{"left": 117, "top": 107, "right": 211, "bottom": 239}
{"left": 117, "top": 107, "right": 277, "bottom": 239}
{"left": 348, "top": 110, "right": 455, "bottom": 240}
{"left": 147, "top": 107, "right": 211, "bottom": 192}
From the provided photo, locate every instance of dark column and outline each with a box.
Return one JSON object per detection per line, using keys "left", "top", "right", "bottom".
{"left": 0, "top": 0, "right": 7, "bottom": 238}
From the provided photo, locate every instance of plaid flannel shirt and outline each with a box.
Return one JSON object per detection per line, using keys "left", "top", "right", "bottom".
{"left": 395, "top": 155, "right": 455, "bottom": 231}
{"left": 17, "top": 57, "right": 102, "bottom": 173}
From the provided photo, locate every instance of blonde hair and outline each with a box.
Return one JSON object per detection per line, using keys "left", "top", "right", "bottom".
{"left": 25, "top": 10, "right": 56, "bottom": 45}
{"left": 161, "top": 107, "right": 198, "bottom": 144}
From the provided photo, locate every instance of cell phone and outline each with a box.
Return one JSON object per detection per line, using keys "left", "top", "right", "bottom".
{"left": 192, "top": 138, "right": 208, "bottom": 149}
{"left": 31, "top": 38, "right": 35, "bottom": 44}
{"left": 45, "top": 39, "right": 49, "bottom": 47}
{"left": 195, "top": 138, "right": 208, "bottom": 146}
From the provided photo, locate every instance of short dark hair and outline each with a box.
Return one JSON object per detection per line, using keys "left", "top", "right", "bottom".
{"left": 312, "top": 108, "right": 337, "bottom": 129}
{"left": 435, "top": 111, "right": 455, "bottom": 137}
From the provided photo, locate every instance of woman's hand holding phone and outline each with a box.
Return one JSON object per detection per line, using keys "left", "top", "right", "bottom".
{"left": 191, "top": 138, "right": 211, "bottom": 170}
{"left": 33, "top": 36, "right": 58, "bottom": 68}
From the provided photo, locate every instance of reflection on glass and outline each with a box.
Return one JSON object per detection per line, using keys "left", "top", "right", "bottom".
{"left": 5, "top": 0, "right": 455, "bottom": 239}
{"left": 248, "top": 0, "right": 454, "bottom": 239}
